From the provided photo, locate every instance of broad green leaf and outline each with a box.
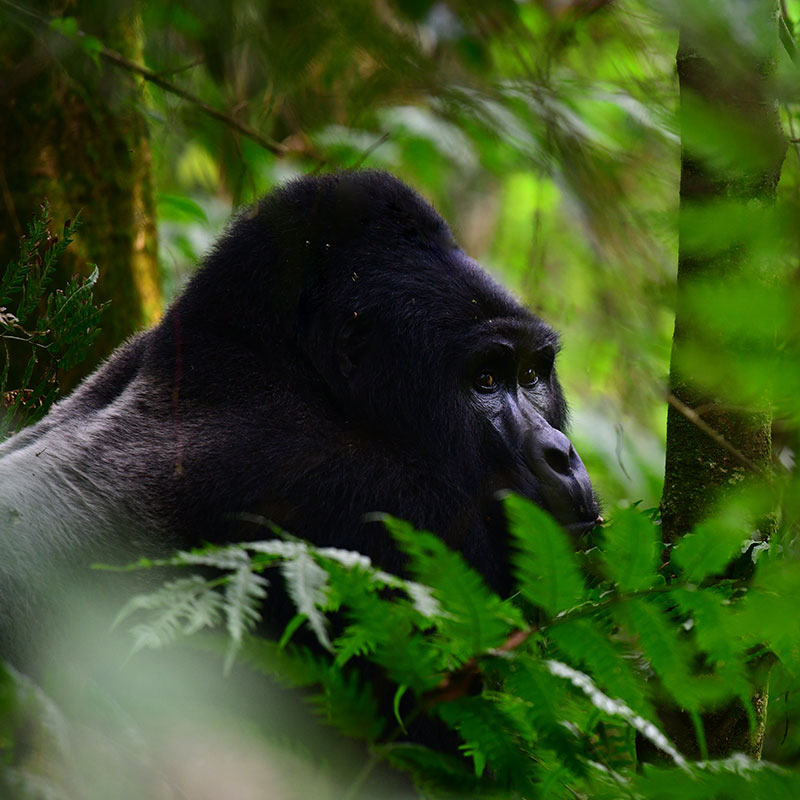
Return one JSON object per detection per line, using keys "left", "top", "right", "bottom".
{"left": 739, "top": 559, "right": 800, "bottom": 671}
{"left": 672, "top": 515, "right": 750, "bottom": 583}
{"left": 157, "top": 193, "right": 210, "bottom": 224}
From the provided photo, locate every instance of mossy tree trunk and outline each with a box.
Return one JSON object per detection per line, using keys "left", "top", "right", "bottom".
{"left": 660, "top": 2, "right": 786, "bottom": 759}
{"left": 0, "top": 0, "right": 160, "bottom": 390}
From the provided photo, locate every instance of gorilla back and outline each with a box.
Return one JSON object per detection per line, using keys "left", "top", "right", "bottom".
{"left": 0, "top": 170, "right": 598, "bottom": 658}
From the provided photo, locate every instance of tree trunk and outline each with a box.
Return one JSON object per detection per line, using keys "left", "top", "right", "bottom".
{"left": 0, "top": 0, "right": 160, "bottom": 390}
{"left": 660, "top": 4, "right": 786, "bottom": 758}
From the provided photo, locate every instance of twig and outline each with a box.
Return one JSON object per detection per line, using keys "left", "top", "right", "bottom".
{"left": 97, "top": 48, "right": 289, "bottom": 157}
{"left": 0, "top": 0, "right": 291, "bottom": 159}
{"left": 666, "top": 392, "right": 764, "bottom": 475}
{"left": 348, "top": 132, "right": 391, "bottom": 170}
{"left": 780, "top": 9, "right": 800, "bottom": 65}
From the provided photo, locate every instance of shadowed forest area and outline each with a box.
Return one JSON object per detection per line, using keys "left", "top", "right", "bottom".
{"left": 3, "top": 1, "right": 800, "bottom": 797}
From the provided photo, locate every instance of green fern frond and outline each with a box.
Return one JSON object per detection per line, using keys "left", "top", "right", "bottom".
{"left": 504, "top": 494, "right": 586, "bottom": 617}
{"left": 223, "top": 566, "right": 269, "bottom": 673}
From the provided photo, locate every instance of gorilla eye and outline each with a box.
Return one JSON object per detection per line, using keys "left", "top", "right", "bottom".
{"left": 519, "top": 365, "right": 538, "bottom": 388}
{"left": 475, "top": 371, "right": 498, "bottom": 392}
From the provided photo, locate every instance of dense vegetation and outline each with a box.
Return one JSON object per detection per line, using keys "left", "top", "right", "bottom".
{"left": 3, "top": 0, "right": 800, "bottom": 797}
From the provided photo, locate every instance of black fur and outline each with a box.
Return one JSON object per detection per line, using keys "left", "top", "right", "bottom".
{"left": 0, "top": 170, "right": 598, "bottom": 660}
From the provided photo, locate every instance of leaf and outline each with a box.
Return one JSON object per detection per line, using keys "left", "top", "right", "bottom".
{"left": 223, "top": 566, "right": 268, "bottom": 673}
{"left": 545, "top": 660, "right": 687, "bottom": 768}
{"left": 113, "top": 575, "right": 224, "bottom": 654}
{"left": 548, "top": 617, "right": 655, "bottom": 720}
{"left": 615, "top": 598, "right": 735, "bottom": 710}
{"left": 739, "top": 559, "right": 800, "bottom": 672}
{"left": 49, "top": 16, "right": 80, "bottom": 38}
{"left": 436, "top": 696, "right": 538, "bottom": 786}
{"left": 280, "top": 549, "right": 332, "bottom": 652}
{"left": 504, "top": 494, "right": 586, "bottom": 616}
{"left": 497, "top": 658, "right": 586, "bottom": 777}
{"left": 672, "top": 587, "right": 749, "bottom": 666}
{"left": 634, "top": 756, "right": 800, "bottom": 799}
{"left": 385, "top": 516, "right": 522, "bottom": 656}
{"left": 309, "top": 664, "right": 384, "bottom": 741}
{"left": 333, "top": 623, "right": 377, "bottom": 667}
{"left": 383, "top": 743, "right": 486, "bottom": 797}
{"left": 236, "top": 638, "right": 385, "bottom": 741}
{"left": 602, "top": 507, "right": 659, "bottom": 592}
{"left": 157, "top": 194, "right": 209, "bottom": 224}
{"left": 673, "top": 514, "right": 751, "bottom": 583}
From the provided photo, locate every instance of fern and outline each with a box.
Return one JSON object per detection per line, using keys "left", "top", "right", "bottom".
{"left": 672, "top": 513, "right": 753, "bottom": 584}
{"left": 548, "top": 616, "right": 656, "bottom": 721}
{"left": 546, "top": 659, "right": 688, "bottom": 768}
{"left": 436, "top": 694, "right": 540, "bottom": 787}
{"left": 223, "top": 566, "right": 268, "bottom": 673}
{"left": 505, "top": 494, "right": 586, "bottom": 616}
{"left": 601, "top": 507, "right": 660, "bottom": 593}
{"left": 279, "top": 549, "right": 332, "bottom": 652}
{"left": 114, "top": 575, "right": 224, "bottom": 653}
{"left": 386, "top": 516, "right": 523, "bottom": 659}
{"left": 107, "top": 498, "right": 800, "bottom": 798}
{"left": 1, "top": 203, "right": 106, "bottom": 433}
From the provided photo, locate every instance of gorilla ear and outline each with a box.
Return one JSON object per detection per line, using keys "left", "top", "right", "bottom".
{"left": 336, "top": 313, "right": 372, "bottom": 379}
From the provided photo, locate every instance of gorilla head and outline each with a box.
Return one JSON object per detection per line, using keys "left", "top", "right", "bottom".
{"left": 0, "top": 170, "right": 598, "bottom": 652}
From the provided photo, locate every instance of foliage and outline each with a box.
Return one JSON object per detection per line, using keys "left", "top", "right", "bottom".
{"left": 97, "top": 497, "right": 800, "bottom": 798}
{"left": 4, "top": 0, "right": 800, "bottom": 795}
{"left": 0, "top": 203, "right": 106, "bottom": 435}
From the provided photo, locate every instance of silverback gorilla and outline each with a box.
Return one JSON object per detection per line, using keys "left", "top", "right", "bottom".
{"left": 0, "top": 170, "right": 599, "bottom": 661}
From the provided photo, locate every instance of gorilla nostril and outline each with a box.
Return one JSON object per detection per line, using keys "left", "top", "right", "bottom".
{"left": 543, "top": 445, "right": 571, "bottom": 476}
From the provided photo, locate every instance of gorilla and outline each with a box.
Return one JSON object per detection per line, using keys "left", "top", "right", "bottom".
{"left": 0, "top": 170, "right": 598, "bottom": 661}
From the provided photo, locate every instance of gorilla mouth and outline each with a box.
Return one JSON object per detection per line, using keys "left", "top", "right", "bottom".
{"left": 563, "top": 515, "right": 604, "bottom": 536}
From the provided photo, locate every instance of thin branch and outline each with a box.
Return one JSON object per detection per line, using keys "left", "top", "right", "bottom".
{"left": 779, "top": 9, "right": 800, "bottom": 65}
{"left": 0, "top": 0, "right": 292, "bottom": 159}
{"left": 348, "top": 132, "right": 391, "bottom": 170}
{"left": 666, "top": 392, "right": 764, "bottom": 475}
{"left": 97, "top": 48, "right": 290, "bottom": 157}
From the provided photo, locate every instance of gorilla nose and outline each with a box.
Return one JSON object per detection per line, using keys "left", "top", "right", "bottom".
{"left": 530, "top": 427, "right": 574, "bottom": 481}
{"left": 543, "top": 442, "right": 572, "bottom": 476}
{"left": 524, "top": 423, "right": 598, "bottom": 530}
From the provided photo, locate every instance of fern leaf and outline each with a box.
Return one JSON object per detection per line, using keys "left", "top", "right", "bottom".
{"left": 333, "top": 624, "right": 377, "bottom": 667}
{"left": 505, "top": 494, "right": 586, "bottom": 616}
{"left": 615, "top": 597, "right": 734, "bottom": 710}
{"left": 673, "top": 514, "right": 751, "bottom": 584}
{"left": 602, "top": 507, "right": 659, "bottom": 592}
{"left": 546, "top": 659, "right": 687, "bottom": 768}
{"left": 223, "top": 566, "right": 268, "bottom": 673}
{"left": 280, "top": 549, "right": 332, "bottom": 651}
{"left": 385, "top": 516, "right": 522, "bottom": 656}
{"left": 114, "top": 575, "right": 223, "bottom": 653}
{"left": 549, "top": 616, "right": 655, "bottom": 720}
{"left": 436, "top": 695, "right": 540, "bottom": 788}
